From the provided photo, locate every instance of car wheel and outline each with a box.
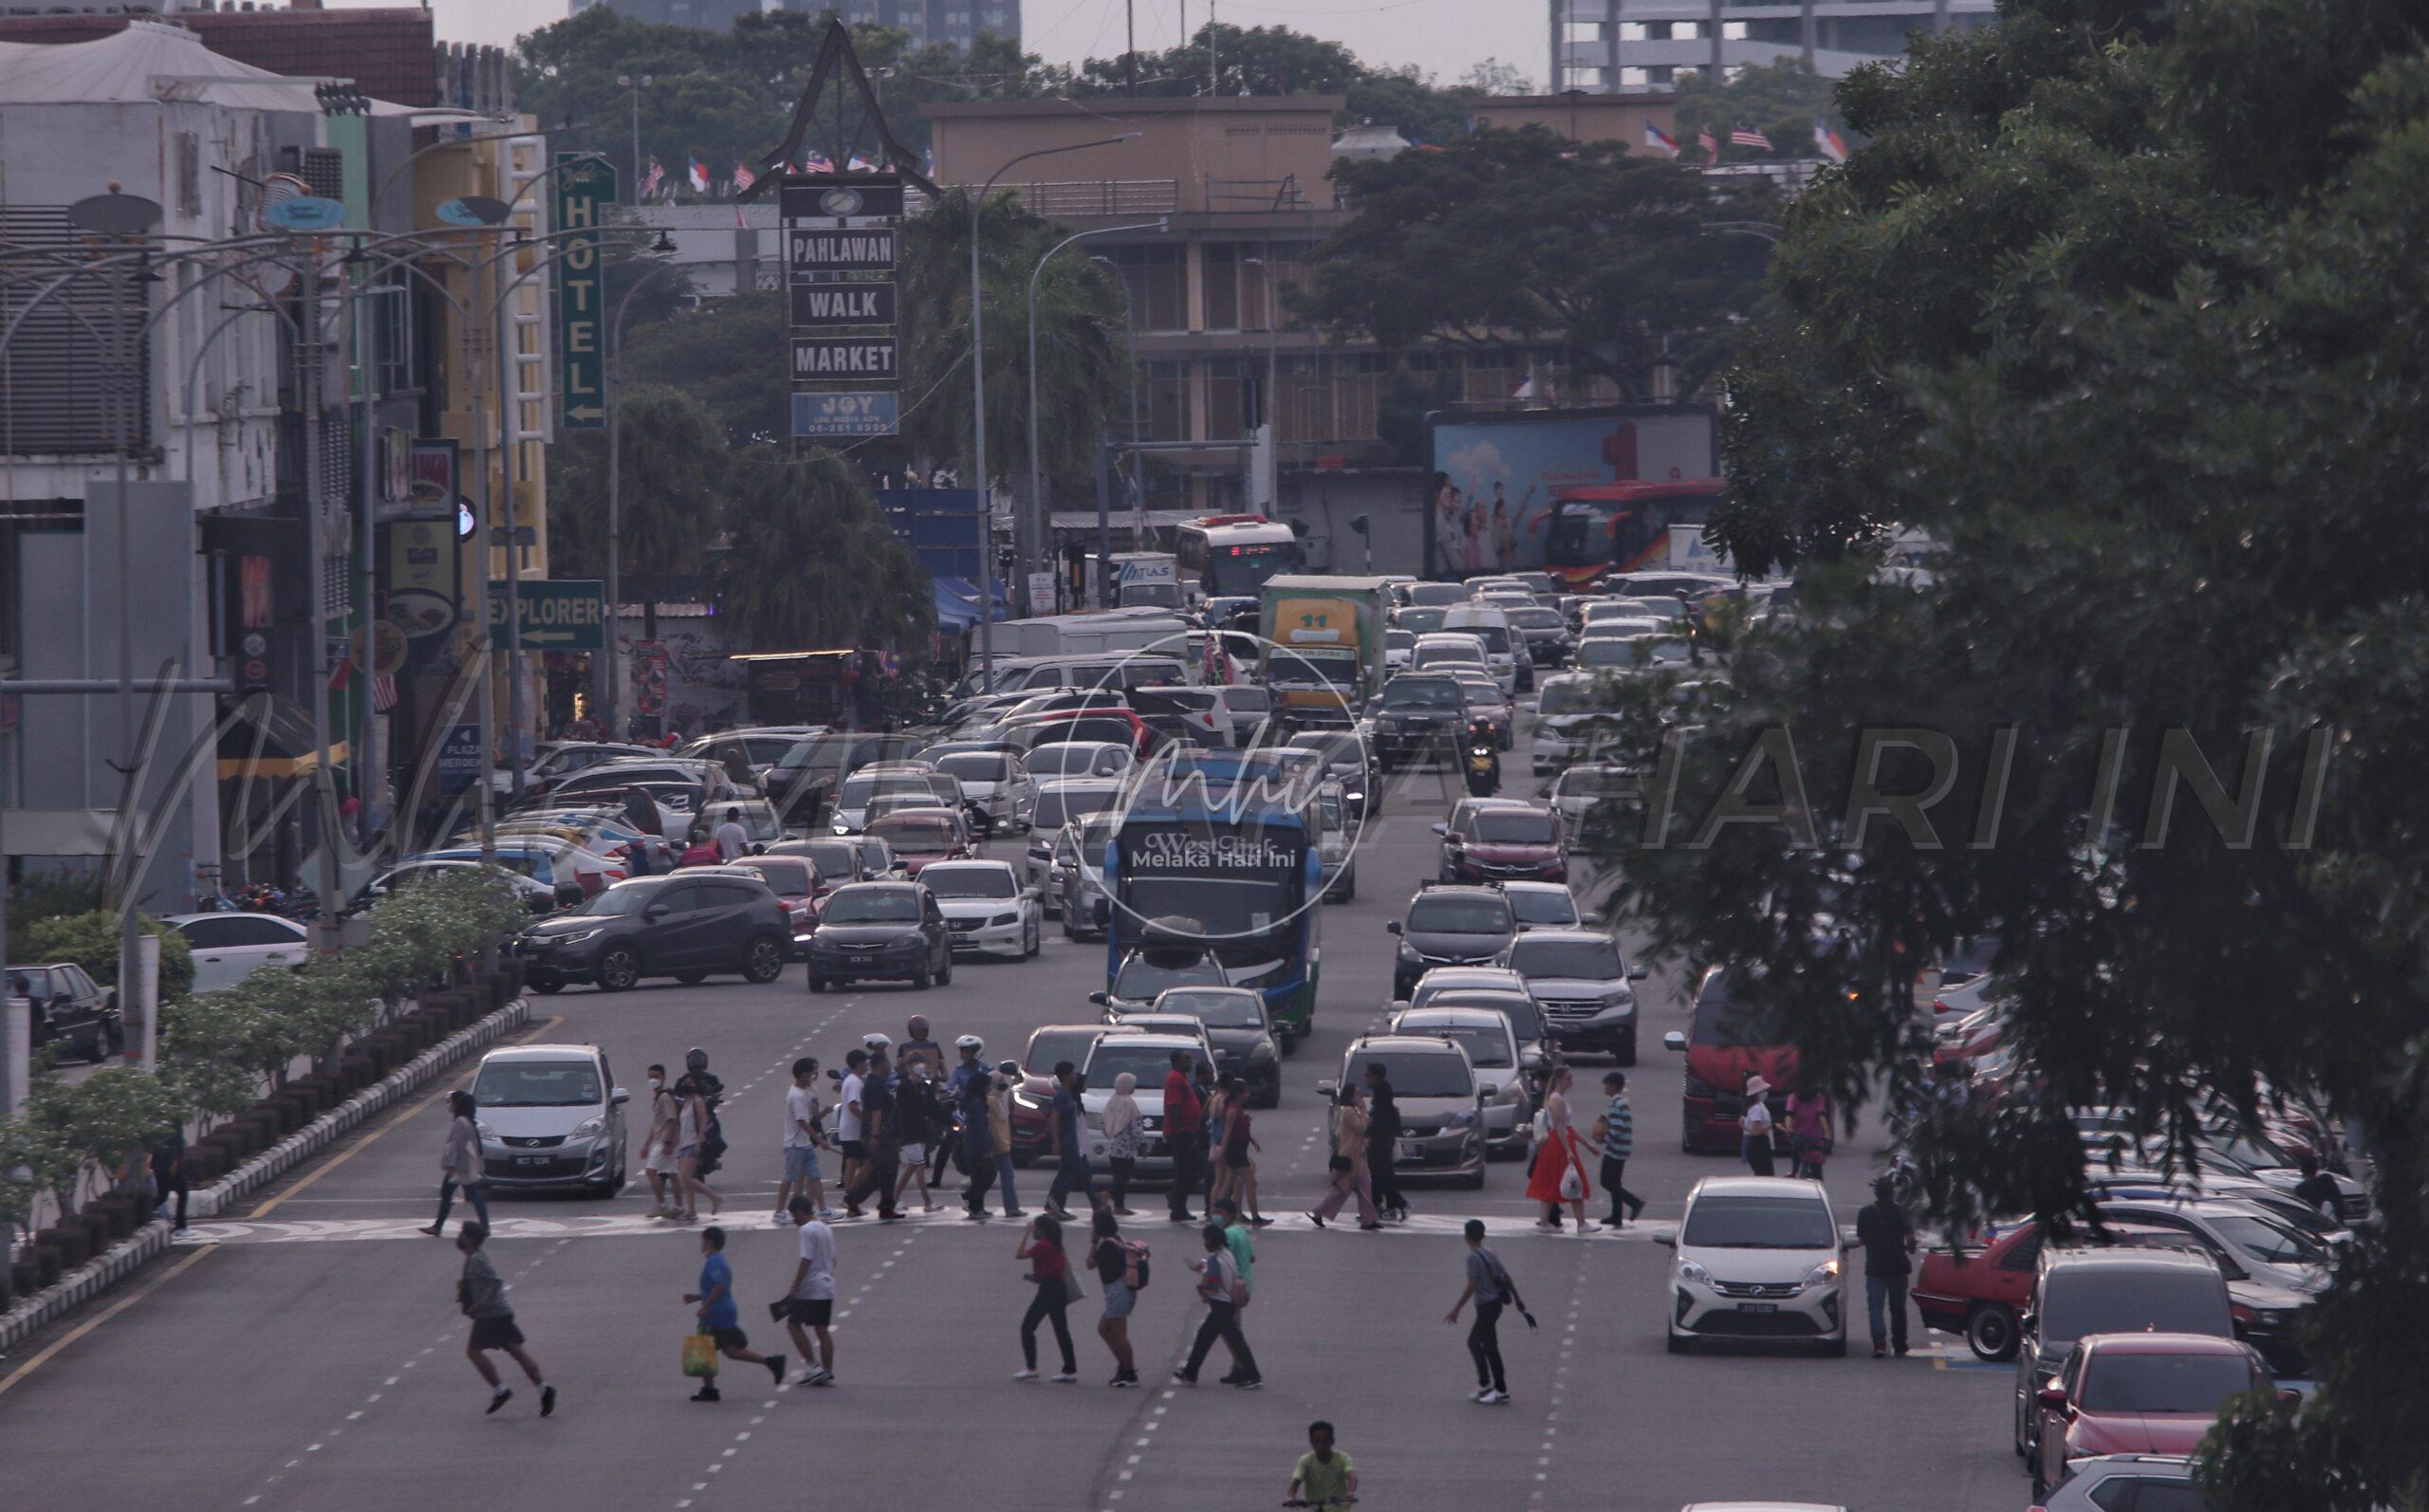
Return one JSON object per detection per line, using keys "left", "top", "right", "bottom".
{"left": 1967, "top": 1302, "right": 2019, "bottom": 1362}
{"left": 1819, "top": 1336, "right": 1847, "bottom": 1358}
{"left": 1666, "top": 1328, "right": 1691, "bottom": 1355}
{"left": 1024, "top": 917, "right": 1041, "bottom": 958}
{"left": 532, "top": 979, "right": 566, "bottom": 995}
{"left": 935, "top": 948, "right": 953, "bottom": 986}
{"left": 807, "top": 973, "right": 828, "bottom": 994}
{"left": 674, "top": 970, "right": 710, "bottom": 985}
{"left": 1618, "top": 1029, "right": 1637, "bottom": 1067}
{"left": 1462, "top": 1166, "right": 1486, "bottom": 1189}
{"left": 596, "top": 947, "right": 640, "bottom": 992}
{"left": 1340, "top": 869, "right": 1354, "bottom": 902}
{"left": 912, "top": 955, "right": 933, "bottom": 989}
{"left": 742, "top": 938, "right": 786, "bottom": 985}
{"left": 86, "top": 1027, "right": 110, "bottom": 1064}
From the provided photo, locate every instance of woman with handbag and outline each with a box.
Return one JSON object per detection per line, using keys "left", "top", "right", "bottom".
{"left": 1012, "top": 1214, "right": 1080, "bottom": 1382}
{"left": 419, "top": 1090, "right": 491, "bottom": 1236}
{"left": 1523, "top": 1068, "right": 1598, "bottom": 1233}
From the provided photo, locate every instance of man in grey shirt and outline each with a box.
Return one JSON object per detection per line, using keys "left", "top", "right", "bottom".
{"left": 455, "top": 1221, "right": 554, "bottom": 1415}
{"left": 1445, "top": 1219, "right": 1530, "bottom": 1405}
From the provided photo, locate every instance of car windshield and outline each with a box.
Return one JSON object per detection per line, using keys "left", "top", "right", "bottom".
{"left": 1473, "top": 809, "right": 1556, "bottom": 843}
{"left": 936, "top": 752, "right": 1011, "bottom": 782}
{"left": 1430, "top": 991, "right": 1546, "bottom": 1043}
{"left": 866, "top": 815, "right": 957, "bottom": 848}
{"left": 473, "top": 1060, "right": 603, "bottom": 1108}
{"left": 823, "top": 890, "right": 919, "bottom": 925}
{"left": 736, "top": 862, "right": 811, "bottom": 898}
{"left": 1507, "top": 890, "right": 1580, "bottom": 928}
{"left": 1507, "top": 607, "right": 1561, "bottom": 630}
{"left": 1406, "top": 895, "right": 1512, "bottom": 934}
{"left": 1415, "top": 643, "right": 1484, "bottom": 669}
{"left": 2210, "top": 1212, "right": 2328, "bottom": 1267}
{"left": 1405, "top": 584, "right": 1465, "bottom": 608}
{"left": 1455, "top": 624, "right": 1511, "bottom": 655}
{"left": 7, "top": 968, "right": 54, "bottom": 998}
{"left": 792, "top": 841, "right": 858, "bottom": 878}
{"left": 1385, "top": 630, "right": 1415, "bottom": 651}
{"left": 1115, "top": 955, "right": 1227, "bottom": 1000}
{"left": 1575, "top": 640, "right": 1636, "bottom": 667}
{"left": 1381, "top": 678, "right": 1461, "bottom": 710}
{"left": 1034, "top": 786, "right": 1118, "bottom": 830}
{"left": 2078, "top": 1352, "right": 2259, "bottom": 1413}
{"left": 1538, "top": 682, "right": 1597, "bottom": 715}
{"left": 1157, "top": 989, "right": 1263, "bottom": 1027}
{"left": 2043, "top": 1273, "right": 2229, "bottom": 1341}
{"left": 1407, "top": 1023, "right": 1512, "bottom": 1068}
{"left": 1509, "top": 936, "right": 1620, "bottom": 979}
{"left": 839, "top": 773, "right": 934, "bottom": 807}
{"left": 1345, "top": 1049, "right": 1472, "bottom": 1097}
{"left": 1029, "top": 745, "right": 1113, "bottom": 777}
{"left": 1680, "top": 1195, "right": 1837, "bottom": 1248}
{"left": 1026, "top": 1028, "right": 1101, "bottom": 1075}
{"left": 1396, "top": 608, "right": 1448, "bottom": 635}
{"left": 922, "top": 866, "right": 1016, "bottom": 900}
{"left": 1087, "top": 1041, "right": 1195, "bottom": 1088}
{"left": 576, "top": 884, "right": 656, "bottom": 916}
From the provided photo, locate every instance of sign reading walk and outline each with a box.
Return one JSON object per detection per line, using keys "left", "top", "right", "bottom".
{"left": 552, "top": 154, "right": 618, "bottom": 431}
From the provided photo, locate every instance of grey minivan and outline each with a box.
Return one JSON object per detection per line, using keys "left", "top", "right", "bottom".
{"left": 2013, "top": 1246, "right": 2234, "bottom": 1475}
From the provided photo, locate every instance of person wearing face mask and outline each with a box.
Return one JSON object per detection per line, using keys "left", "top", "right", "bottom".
{"left": 642, "top": 1063, "right": 683, "bottom": 1219}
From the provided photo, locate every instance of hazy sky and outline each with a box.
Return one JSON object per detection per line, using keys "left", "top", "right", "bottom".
{"left": 351, "top": 0, "right": 1516, "bottom": 89}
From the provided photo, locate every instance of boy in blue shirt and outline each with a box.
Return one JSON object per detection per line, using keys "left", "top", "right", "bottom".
{"left": 684, "top": 1226, "right": 785, "bottom": 1401}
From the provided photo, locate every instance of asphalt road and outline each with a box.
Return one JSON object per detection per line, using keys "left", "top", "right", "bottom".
{"left": 0, "top": 713, "right": 2024, "bottom": 1512}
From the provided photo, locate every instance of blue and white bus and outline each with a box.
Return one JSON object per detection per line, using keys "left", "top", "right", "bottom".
{"left": 1102, "top": 751, "right": 1323, "bottom": 1043}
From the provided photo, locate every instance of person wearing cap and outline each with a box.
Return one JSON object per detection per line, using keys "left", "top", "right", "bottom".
{"left": 899, "top": 1015, "right": 942, "bottom": 1077}
{"left": 1740, "top": 1074, "right": 1777, "bottom": 1176}
{"left": 1855, "top": 1175, "right": 1918, "bottom": 1357}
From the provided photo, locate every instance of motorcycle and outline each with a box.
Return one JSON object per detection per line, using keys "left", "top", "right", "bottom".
{"left": 1463, "top": 740, "right": 1499, "bottom": 797}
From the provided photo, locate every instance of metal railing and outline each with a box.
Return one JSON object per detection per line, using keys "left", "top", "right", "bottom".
{"left": 993, "top": 178, "right": 1181, "bottom": 217}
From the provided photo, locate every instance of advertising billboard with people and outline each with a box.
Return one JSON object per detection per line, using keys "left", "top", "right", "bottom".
{"left": 1424, "top": 406, "right": 1718, "bottom": 575}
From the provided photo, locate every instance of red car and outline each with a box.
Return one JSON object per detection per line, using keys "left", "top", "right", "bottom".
{"left": 1435, "top": 798, "right": 1567, "bottom": 884}
{"left": 862, "top": 809, "right": 972, "bottom": 876}
{"left": 1915, "top": 1219, "right": 2185, "bottom": 1361}
{"left": 2029, "top": 1332, "right": 2279, "bottom": 1497}
{"left": 1011, "top": 1023, "right": 1106, "bottom": 1163}
{"left": 1660, "top": 967, "right": 1797, "bottom": 1154}
{"left": 722, "top": 855, "right": 823, "bottom": 957}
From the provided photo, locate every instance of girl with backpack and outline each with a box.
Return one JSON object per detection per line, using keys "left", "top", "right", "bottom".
{"left": 1089, "top": 1208, "right": 1145, "bottom": 1387}
{"left": 1012, "top": 1214, "right": 1079, "bottom": 1383}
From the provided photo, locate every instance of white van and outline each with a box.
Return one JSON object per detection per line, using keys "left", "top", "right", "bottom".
{"left": 1440, "top": 605, "right": 1526, "bottom": 694}
{"left": 976, "top": 652, "right": 1196, "bottom": 696}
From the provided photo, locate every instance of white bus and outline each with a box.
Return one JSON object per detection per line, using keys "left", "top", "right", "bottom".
{"left": 1174, "top": 515, "right": 1302, "bottom": 601}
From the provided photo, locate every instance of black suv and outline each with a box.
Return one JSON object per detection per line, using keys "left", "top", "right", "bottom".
{"left": 2013, "top": 1246, "right": 2234, "bottom": 1474}
{"left": 1369, "top": 673, "right": 1471, "bottom": 769}
{"left": 805, "top": 881, "right": 954, "bottom": 991}
{"left": 7, "top": 962, "right": 122, "bottom": 1062}
{"left": 515, "top": 874, "right": 791, "bottom": 992}
{"left": 1387, "top": 884, "right": 1517, "bottom": 999}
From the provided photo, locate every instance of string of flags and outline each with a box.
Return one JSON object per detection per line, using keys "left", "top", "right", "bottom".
{"left": 632, "top": 152, "right": 895, "bottom": 201}
{"left": 1642, "top": 119, "right": 1851, "bottom": 164}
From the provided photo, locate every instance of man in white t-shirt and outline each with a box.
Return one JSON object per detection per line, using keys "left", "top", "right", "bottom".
{"left": 781, "top": 1196, "right": 838, "bottom": 1387}
{"left": 712, "top": 806, "right": 751, "bottom": 862}
{"left": 835, "top": 1049, "right": 868, "bottom": 1197}
{"left": 776, "top": 1057, "right": 828, "bottom": 1224}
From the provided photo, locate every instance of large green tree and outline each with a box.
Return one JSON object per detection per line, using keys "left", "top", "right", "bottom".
{"left": 1070, "top": 23, "right": 1483, "bottom": 145}
{"left": 1596, "top": 2, "right": 2429, "bottom": 1506}
{"left": 713, "top": 448, "right": 930, "bottom": 651}
{"left": 1296, "top": 126, "right": 1777, "bottom": 397}
{"left": 547, "top": 384, "right": 731, "bottom": 637}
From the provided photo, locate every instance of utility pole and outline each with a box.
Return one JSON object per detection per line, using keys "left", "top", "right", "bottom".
{"left": 1126, "top": 0, "right": 1139, "bottom": 95}
{"left": 301, "top": 251, "right": 342, "bottom": 945}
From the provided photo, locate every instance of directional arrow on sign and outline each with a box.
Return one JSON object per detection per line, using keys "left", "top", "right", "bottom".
{"left": 565, "top": 404, "right": 604, "bottom": 424}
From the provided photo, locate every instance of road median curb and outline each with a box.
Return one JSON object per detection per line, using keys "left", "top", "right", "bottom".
{"left": 0, "top": 993, "right": 531, "bottom": 1356}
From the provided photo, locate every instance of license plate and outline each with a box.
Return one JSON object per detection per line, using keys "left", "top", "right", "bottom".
{"left": 848, "top": 953, "right": 873, "bottom": 965}
{"left": 1737, "top": 1301, "right": 1779, "bottom": 1313}
{"left": 515, "top": 1155, "right": 548, "bottom": 1168}
{"left": 1398, "top": 1140, "right": 1423, "bottom": 1161}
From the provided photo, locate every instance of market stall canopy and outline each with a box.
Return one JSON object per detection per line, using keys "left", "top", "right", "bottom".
{"left": 0, "top": 18, "right": 431, "bottom": 114}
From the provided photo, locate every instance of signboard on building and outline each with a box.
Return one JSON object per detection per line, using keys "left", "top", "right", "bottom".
{"left": 789, "top": 280, "right": 897, "bottom": 327}
{"left": 383, "top": 518, "right": 460, "bottom": 639}
{"left": 486, "top": 579, "right": 606, "bottom": 650}
{"left": 786, "top": 226, "right": 897, "bottom": 275}
{"left": 780, "top": 177, "right": 907, "bottom": 220}
{"left": 790, "top": 336, "right": 899, "bottom": 381}
{"left": 552, "top": 153, "right": 618, "bottom": 431}
{"left": 435, "top": 724, "right": 482, "bottom": 795}
{"left": 793, "top": 391, "right": 900, "bottom": 440}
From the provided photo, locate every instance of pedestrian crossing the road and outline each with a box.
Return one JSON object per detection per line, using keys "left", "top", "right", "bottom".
{"left": 172, "top": 1208, "right": 1684, "bottom": 1247}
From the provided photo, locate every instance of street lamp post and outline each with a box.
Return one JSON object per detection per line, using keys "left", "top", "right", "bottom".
{"left": 1243, "top": 253, "right": 1282, "bottom": 478}
{"left": 618, "top": 75, "right": 654, "bottom": 203}
{"left": 964, "top": 132, "right": 1140, "bottom": 682}
{"left": 603, "top": 239, "right": 681, "bottom": 735}
{"left": 1026, "top": 217, "right": 1163, "bottom": 617}
{"left": 1088, "top": 252, "right": 1142, "bottom": 586}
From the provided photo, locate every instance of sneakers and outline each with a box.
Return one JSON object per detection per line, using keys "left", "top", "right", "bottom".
{"left": 1049, "top": 1372, "right": 1078, "bottom": 1384}
{"left": 1228, "top": 1376, "right": 1263, "bottom": 1391}
{"left": 1478, "top": 1389, "right": 1511, "bottom": 1405}
{"left": 1571, "top": 1221, "right": 1601, "bottom": 1235}
{"left": 1471, "top": 1386, "right": 1494, "bottom": 1403}
{"left": 815, "top": 1207, "right": 843, "bottom": 1220}
{"left": 1872, "top": 1345, "right": 1887, "bottom": 1359}
{"left": 1171, "top": 1369, "right": 1198, "bottom": 1386}
{"left": 1359, "top": 1221, "right": 1383, "bottom": 1231}
{"left": 765, "top": 1355, "right": 787, "bottom": 1386}
{"left": 1012, "top": 1369, "right": 1041, "bottom": 1381}
{"left": 1306, "top": 1211, "right": 1326, "bottom": 1228}
{"left": 1628, "top": 1196, "right": 1647, "bottom": 1221}
{"left": 419, "top": 1223, "right": 445, "bottom": 1236}
{"left": 789, "top": 1367, "right": 836, "bottom": 1388}
{"left": 1110, "top": 1372, "right": 1139, "bottom": 1388}
{"left": 540, "top": 1384, "right": 557, "bottom": 1417}
{"left": 807, "top": 1369, "right": 835, "bottom": 1388}
{"left": 691, "top": 1386, "right": 722, "bottom": 1403}
{"left": 486, "top": 1388, "right": 513, "bottom": 1414}
{"left": 964, "top": 1207, "right": 990, "bottom": 1221}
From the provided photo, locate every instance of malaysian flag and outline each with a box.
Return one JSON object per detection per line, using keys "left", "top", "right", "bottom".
{"left": 802, "top": 152, "right": 835, "bottom": 174}
{"left": 642, "top": 157, "right": 666, "bottom": 196}
{"left": 1697, "top": 123, "right": 1720, "bottom": 161}
{"left": 732, "top": 162, "right": 757, "bottom": 194}
{"left": 1730, "top": 122, "right": 1774, "bottom": 151}
{"left": 371, "top": 673, "right": 399, "bottom": 712}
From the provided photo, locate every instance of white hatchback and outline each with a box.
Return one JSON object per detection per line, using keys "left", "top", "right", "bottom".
{"left": 1660, "top": 1176, "right": 1846, "bottom": 1355}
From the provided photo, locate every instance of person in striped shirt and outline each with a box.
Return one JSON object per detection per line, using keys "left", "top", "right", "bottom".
{"left": 1590, "top": 1072, "right": 1646, "bottom": 1227}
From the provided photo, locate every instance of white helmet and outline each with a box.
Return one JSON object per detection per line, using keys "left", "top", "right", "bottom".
{"left": 956, "top": 1034, "right": 985, "bottom": 1053}
{"left": 863, "top": 1032, "right": 893, "bottom": 1052}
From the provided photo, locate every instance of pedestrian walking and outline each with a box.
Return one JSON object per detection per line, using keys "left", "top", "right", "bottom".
{"left": 150, "top": 1123, "right": 189, "bottom": 1231}
{"left": 682, "top": 1226, "right": 786, "bottom": 1401}
{"left": 835, "top": 1049, "right": 869, "bottom": 1196}
{"left": 1192, "top": 1059, "right": 1219, "bottom": 1208}
{"left": 1524, "top": 1068, "right": 1597, "bottom": 1233}
{"left": 1856, "top": 1175, "right": 1918, "bottom": 1358}
{"left": 1365, "top": 1064, "right": 1408, "bottom": 1222}
{"left": 1012, "top": 1214, "right": 1080, "bottom": 1382}
{"left": 891, "top": 1062, "right": 940, "bottom": 1212}
{"left": 1786, "top": 1080, "right": 1833, "bottom": 1181}
{"left": 420, "top": 1090, "right": 491, "bottom": 1236}
{"left": 641, "top": 1064, "right": 683, "bottom": 1219}
{"left": 1214, "top": 1199, "right": 1256, "bottom": 1306}
{"left": 1307, "top": 1084, "right": 1381, "bottom": 1229}
{"left": 1288, "top": 1421, "right": 1358, "bottom": 1507}
{"left": 775, "top": 1058, "right": 828, "bottom": 1223}
{"left": 992, "top": 1060, "right": 1027, "bottom": 1217}
{"left": 675, "top": 1073, "right": 723, "bottom": 1220}
{"left": 1175, "top": 1221, "right": 1260, "bottom": 1388}
{"left": 842, "top": 1051, "right": 903, "bottom": 1220}
{"left": 1216, "top": 1078, "right": 1270, "bottom": 1224}
{"left": 1088, "top": 1208, "right": 1142, "bottom": 1387}
{"left": 1445, "top": 1218, "right": 1531, "bottom": 1404}
{"left": 1588, "top": 1072, "right": 1646, "bottom": 1227}
{"left": 1102, "top": 1072, "right": 1144, "bottom": 1215}
{"left": 712, "top": 805, "right": 751, "bottom": 862}
{"left": 780, "top": 1195, "right": 839, "bottom": 1385}
{"left": 454, "top": 1221, "right": 554, "bottom": 1415}
{"left": 959, "top": 1068, "right": 1000, "bottom": 1218}
{"left": 1162, "top": 1049, "right": 1204, "bottom": 1222}
{"left": 1741, "top": 1074, "right": 1778, "bottom": 1176}
{"left": 1046, "top": 1062, "right": 1101, "bottom": 1220}
{"left": 1204, "top": 1075, "right": 1234, "bottom": 1212}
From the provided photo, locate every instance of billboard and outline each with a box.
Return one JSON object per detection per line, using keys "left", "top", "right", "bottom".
{"left": 1423, "top": 406, "right": 1717, "bottom": 575}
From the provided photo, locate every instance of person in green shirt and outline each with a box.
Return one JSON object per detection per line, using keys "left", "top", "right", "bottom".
{"left": 1289, "top": 1420, "right": 1358, "bottom": 1506}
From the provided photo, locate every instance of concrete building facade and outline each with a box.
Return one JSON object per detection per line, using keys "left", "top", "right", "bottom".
{"left": 1548, "top": 0, "right": 1993, "bottom": 90}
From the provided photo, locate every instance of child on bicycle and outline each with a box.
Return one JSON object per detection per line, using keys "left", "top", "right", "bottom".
{"left": 1286, "top": 1419, "right": 1358, "bottom": 1506}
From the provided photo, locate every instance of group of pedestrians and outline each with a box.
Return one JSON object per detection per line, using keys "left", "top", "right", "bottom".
{"left": 1306, "top": 1064, "right": 1408, "bottom": 1228}
{"left": 639, "top": 1051, "right": 728, "bottom": 1224}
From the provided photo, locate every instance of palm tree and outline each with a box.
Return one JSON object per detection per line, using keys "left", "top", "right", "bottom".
{"left": 714, "top": 446, "right": 933, "bottom": 652}
{"left": 547, "top": 383, "right": 730, "bottom": 640}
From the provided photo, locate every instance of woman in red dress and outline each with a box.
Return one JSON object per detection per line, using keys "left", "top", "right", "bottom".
{"left": 1525, "top": 1067, "right": 1596, "bottom": 1232}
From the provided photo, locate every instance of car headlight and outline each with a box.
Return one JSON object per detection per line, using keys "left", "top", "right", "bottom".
{"left": 1444, "top": 1109, "right": 1479, "bottom": 1130}
{"left": 1677, "top": 1261, "right": 1715, "bottom": 1288}
{"left": 832, "top": 821, "right": 851, "bottom": 835}
{"left": 2253, "top": 1308, "right": 2296, "bottom": 1326}
{"left": 1249, "top": 1041, "right": 1276, "bottom": 1062}
{"left": 553, "top": 927, "right": 603, "bottom": 945}
{"left": 1398, "top": 941, "right": 1419, "bottom": 963}
{"left": 571, "top": 1116, "right": 606, "bottom": 1138}
{"left": 891, "top": 933, "right": 926, "bottom": 950}
{"left": 1012, "top": 1088, "right": 1047, "bottom": 1111}
{"left": 1803, "top": 1258, "right": 1842, "bottom": 1289}
{"left": 475, "top": 1120, "right": 497, "bottom": 1142}
{"left": 987, "top": 912, "right": 1018, "bottom": 928}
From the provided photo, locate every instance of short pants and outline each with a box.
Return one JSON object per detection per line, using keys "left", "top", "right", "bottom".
{"left": 840, "top": 1139, "right": 866, "bottom": 1162}
{"left": 644, "top": 1148, "right": 677, "bottom": 1175}
{"left": 785, "top": 1298, "right": 833, "bottom": 1328}
{"left": 706, "top": 1325, "right": 749, "bottom": 1352}
{"left": 899, "top": 1143, "right": 926, "bottom": 1168}
{"left": 1101, "top": 1280, "right": 1137, "bottom": 1320}
{"left": 676, "top": 1143, "right": 698, "bottom": 1162}
{"left": 469, "top": 1315, "right": 525, "bottom": 1351}
{"left": 784, "top": 1147, "right": 822, "bottom": 1182}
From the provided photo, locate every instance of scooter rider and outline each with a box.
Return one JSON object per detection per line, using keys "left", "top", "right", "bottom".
{"left": 1462, "top": 716, "right": 1500, "bottom": 797}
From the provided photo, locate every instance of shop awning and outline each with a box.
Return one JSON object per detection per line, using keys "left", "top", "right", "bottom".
{"left": 935, "top": 576, "right": 1007, "bottom": 622}
{"left": 933, "top": 581, "right": 981, "bottom": 630}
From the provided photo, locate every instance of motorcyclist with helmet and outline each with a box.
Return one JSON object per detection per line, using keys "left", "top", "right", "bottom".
{"left": 1461, "top": 715, "right": 1501, "bottom": 797}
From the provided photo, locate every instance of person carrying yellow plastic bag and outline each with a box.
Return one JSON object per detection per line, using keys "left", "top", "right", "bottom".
{"left": 682, "top": 1226, "right": 787, "bottom": 1402}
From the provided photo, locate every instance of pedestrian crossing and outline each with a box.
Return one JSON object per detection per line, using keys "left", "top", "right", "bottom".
{"left": 170, "top": 1208, "right": 1685, "bottom": 1248}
